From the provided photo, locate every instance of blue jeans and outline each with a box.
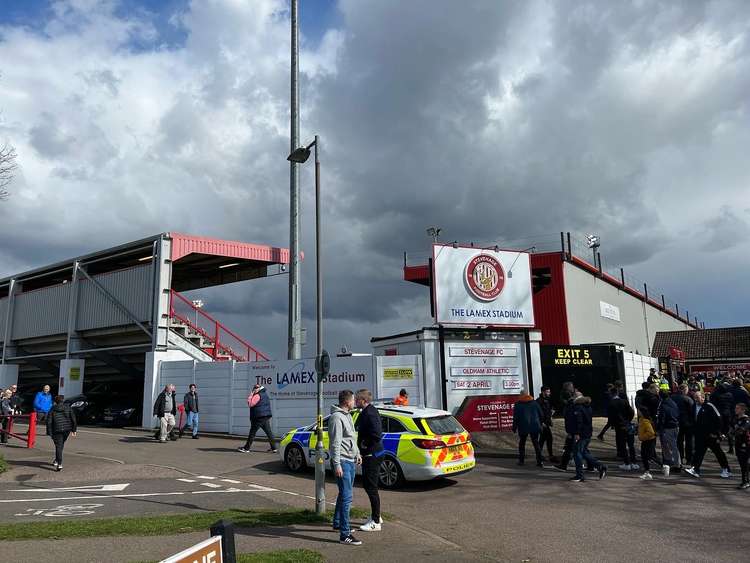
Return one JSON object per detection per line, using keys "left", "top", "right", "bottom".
{"left": 333, "top": 460, "right": 355, "bottom": 539}
{"left": 573, "top": 437, "right": 601, "bottom": 479}
{"left": 186, "top": 411, "right": 199, "bottom": 436}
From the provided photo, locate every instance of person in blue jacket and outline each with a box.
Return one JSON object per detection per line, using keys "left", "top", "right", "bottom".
{"left": 33, "top": 385, "right": 53, "bottom": 423}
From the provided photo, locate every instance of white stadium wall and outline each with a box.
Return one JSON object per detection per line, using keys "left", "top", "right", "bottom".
{"left": 563, "top": 262, "right": 693, "bottom": 354}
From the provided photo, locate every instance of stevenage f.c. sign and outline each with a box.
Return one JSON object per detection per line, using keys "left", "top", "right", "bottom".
{"left": 432, "top": 244, "right": 535, "bottom": 327}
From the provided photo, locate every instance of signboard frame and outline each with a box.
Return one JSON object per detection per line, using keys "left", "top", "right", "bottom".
{"left": 431, "top": 243, "right": 535, "bottom": 328}
{"left": 160, "top": 535, "right": 222, "bottom": 563}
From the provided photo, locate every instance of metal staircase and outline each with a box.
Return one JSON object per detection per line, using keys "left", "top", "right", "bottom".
{"left": 169, "top": 290, "right": 268, "bottom": 362}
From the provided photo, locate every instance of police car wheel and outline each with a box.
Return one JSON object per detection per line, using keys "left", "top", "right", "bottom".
{"left": 285, "top": 444, "right": 306, "bottom": 472}
{"left": 378, "top": 457, "right": 404, "bottom": 489}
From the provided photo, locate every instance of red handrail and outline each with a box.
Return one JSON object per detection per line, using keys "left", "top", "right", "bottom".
{"left": 169, "top": 289, "right": 269, "bottom": 362}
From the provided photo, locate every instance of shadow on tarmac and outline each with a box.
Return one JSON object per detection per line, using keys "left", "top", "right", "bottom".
{"left": 236, "top": 525, "right": 341, "bottom": 545}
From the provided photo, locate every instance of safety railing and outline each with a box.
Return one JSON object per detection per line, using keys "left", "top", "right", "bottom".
{"left": 0, "top": 412, "right": 37, "bottom": 448}
{"left": 169, "top": 290, "right": 268, "bottom": 362}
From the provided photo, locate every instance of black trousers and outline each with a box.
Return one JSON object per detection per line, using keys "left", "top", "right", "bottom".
{"left": 362, "top": 455, "right": 382, "bottom": 521}
{"left": 737, "top": 450, "right": 749, "bottom": 484}
{"left": 677, "top": 427, "right": 694, "bottom": 465}
{"left": 597, "top": 422, "right": 612, "bottom": 439}
{"left": 518, "top": 432, "right": 542, "bottom": 465}
{"left": 0, "top": 417, "right": 8, "bottom": 443}
{"left": 615, "top": 427, "right": 636, "bottom": 464}
{"left": 52, "top": 432, "right": 70, "bottom": 465}
{"left": 244, "top": 417, "right": 277, "bottom": 450}
{"left": 641, "top": 439, "right": 658, "bottom": 472}
{"left": 558, "top": 435, "right": 574, "bottom": 468}
{"left": 539, "top": 425, "right": 554, "bottom": 458}
{"left": 693, "top": 434, "right": 729, "bottom": 472}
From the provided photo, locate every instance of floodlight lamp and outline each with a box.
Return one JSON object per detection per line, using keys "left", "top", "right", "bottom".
{"left": 287, "top": 146, "right": 312, "bottom": 163}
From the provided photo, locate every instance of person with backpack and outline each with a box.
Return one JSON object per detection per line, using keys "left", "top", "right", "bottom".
{"left": 656, "top": 390, "right": 680, "bottom": 476}
{"left": 638, "top": 407, "right": 660, "bottom": 480}
{"left": 734, "top": 402, "right": 750, "bottom": 490}
{"left": 685, "top": 391, "right": 732, "bottom": 479}
{"left": 46, "top": 395, "right": 77, "bottom": 471}
{"left": 512, "top": 391, "right": 544, "bottom": 467}
{"left": 607, "top": 387, "right": 637, "bottom": 471}
{"left": 238, "top": 384, "right": 278, "bottom": 453}
{"left": 537, "top": 386, "right": 557, "bottom": 463}
{"left": 569, "top": 395, "right": 607, "bottom": 482}
{"left": 672, "top": 384, "right": 695, "bottom": 466}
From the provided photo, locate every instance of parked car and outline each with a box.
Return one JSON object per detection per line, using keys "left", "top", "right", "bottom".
{"left": 278, "top": 404, "right": 475, "bottom": 488}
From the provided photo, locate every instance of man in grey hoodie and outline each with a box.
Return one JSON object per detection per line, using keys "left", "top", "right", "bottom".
{"left": 329, "top": 389, "right": 362, "bottom": 546}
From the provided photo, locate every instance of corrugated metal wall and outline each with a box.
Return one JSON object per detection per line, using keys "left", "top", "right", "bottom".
{"left": 11, "top": 284, "right": 71, "bottom": 340}
{"left": 76, "top": 265, "right": 154, "bottom": 331}
{"left": 0, "top": 297, "right": 7, "bottom": 342}
{"left": 530, "top": 253, "right": 570, "bottom": 345}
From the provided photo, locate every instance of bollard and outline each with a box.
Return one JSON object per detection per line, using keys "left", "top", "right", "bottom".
{"left": 27, "top": 412, "right": 36, "bottom": 448}
{"left": 210, "top": 520, "right": 236, "bottom": 563}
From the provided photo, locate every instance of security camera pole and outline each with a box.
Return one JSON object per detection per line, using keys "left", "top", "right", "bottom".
{"left": 288, "top": 135, "right": 327, "bottom": 515}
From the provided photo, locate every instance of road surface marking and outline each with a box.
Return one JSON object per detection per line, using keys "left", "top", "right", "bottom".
{"left": 280, "top": 491, "right": 300, "bottom": 496}
{"left": 196, "top": 475, "right": 216, "bottom": 480}
{"left": 177, "top": 478, "right": 196, "bottom": 483}
{"left": 200, "top": 483, "right": 221, "bottom": 488}
{"left": 14, "top": 504, "right": 104, "bottom": 518}
{"left": 8, "top": 484, "right": 130, "bottom": 493}
{"left": 221, "top": 479, "right": 241, "bottom": 484}
{"left": 245, "top": 484, "right": 279, "bottom": 492}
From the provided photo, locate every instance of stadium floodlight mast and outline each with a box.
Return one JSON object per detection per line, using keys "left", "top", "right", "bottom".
{"left": 426, "top": 226, "right": 442, "bottom": 243}
{"left": 586, "top": 234, "right": 601, "bottom": 266}
{"left": 287, "top": 135, "right": 327, "bottom": 516}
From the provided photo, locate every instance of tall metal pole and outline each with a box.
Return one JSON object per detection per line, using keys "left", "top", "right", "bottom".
{"left": 287, "top": 0, "right": 302, "bottom": 360}
{"left": 313, "top": 135, "right": 326, "bottom": 515}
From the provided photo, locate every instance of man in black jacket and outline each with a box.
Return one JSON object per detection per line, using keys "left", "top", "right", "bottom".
{"left": 182, "top": 384, "right": 200, "bottom": 439}
{"left": 355, "top": 389, "right": 384, "bottom": 532}
{"left": 153, "top": 384, "right": 177, "bottom": 443}
{"left": 552, "top": 382, "right": 576, "bottom": 472}
{"left": 685, "top": 391, "right": 731, "bottom": 478}
{"left": 537, "top": 386, "right": 557, "bottom": 463}
{"left": 570, "top": 396, "right": 607, "bottom": 482}
{"left": 656, "top": 390, "right": 680, "bottom": 476}
{"left": 607, "top": 387, "right": 637, "bottom": 470}
{"left": 47, "top": 395, "right": 77, "bottom": 471}
{"left": 672, "top": 384, "right": 695, "bottom": 466}
{"left": 239, "top": 384, "right": 278, "bottom": 453}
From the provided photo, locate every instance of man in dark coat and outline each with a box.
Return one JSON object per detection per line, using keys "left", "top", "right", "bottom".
{"left": 153, "top": 384, "right": 177, "bottom": 442}
{"left": 553, "top": 382, "right": 577, "bottom": 472}
{"left": 182, "top": 384, "right": 200, "bottom": 439}
{"left": 607, "top": 387, "right": 637, "bottom": 470}
{"left": 239, "top": 384, "right": 277, "bottom": 453}
{"left": 672, "top": 384, "right": 695, "bottom": 465}
{"left": 512, "top": 392, "right": 544, "bottom": 467}
{"left": 46, "top": 395, "right": 77, "bottom": 471}
{"left": 656, "top": 390, "right": 680, "bottom": 475}
{"left": 570, "top": 395, "right": 607, "bottom": 482}
{"left": 685, "top": 391, "right": 731, "bottom": 479}
{"left": 355, "top": 389, "right": 384, "bottom": 532}
{"left": 537, "top": 386, "right": 557, "bottom": 463}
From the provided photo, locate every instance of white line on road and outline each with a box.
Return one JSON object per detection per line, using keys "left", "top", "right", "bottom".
{"left": 221, "top": 479, "right": 241, "bottom": 484}
{"left": 195, "top": 475, "right": 216, "bottom": 480}
{"left": 0, "top": 488, "right": 266, "bottom": 504}
{"left": 200, "top": 483, "right": 221, "bottom": 488}
{"left": 8, "top": 484, "right": 130, "bottom": 493}
{"left": 177, "top": 478, "right": 196, "bottom": 483}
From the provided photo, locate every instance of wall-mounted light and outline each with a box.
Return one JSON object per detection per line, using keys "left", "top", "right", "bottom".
{"left": 219, "top": 262, "right": 240, "bottom": 269}
{"left": 138, "top": 256, "right": 153, "bottom": 262}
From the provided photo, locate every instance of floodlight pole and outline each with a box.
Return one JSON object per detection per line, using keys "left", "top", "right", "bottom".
{"left": 313, "top": 135, "right": 326, "bottom": 516}
{"left": 288, "top": 0, "right": 302, "bottom": 360}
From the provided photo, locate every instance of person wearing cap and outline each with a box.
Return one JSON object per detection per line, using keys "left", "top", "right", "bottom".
{"left": 393, "top": 389, "right": 409, "bottom": 406}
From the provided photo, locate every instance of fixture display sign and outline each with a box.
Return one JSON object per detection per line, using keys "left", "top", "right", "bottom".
{"left": 600, "top": 301, "right": 621, "bottom": 322}
{"left": 432, "top": 244, "right": 534, "bottom": 327}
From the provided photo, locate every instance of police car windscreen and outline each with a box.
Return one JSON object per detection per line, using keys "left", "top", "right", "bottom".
{"left": 423, "top": 415, "right": 464, "bottom": 435}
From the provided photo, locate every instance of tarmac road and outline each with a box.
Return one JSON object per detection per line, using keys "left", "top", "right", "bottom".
{"left": 2, "top": 426, "right": 749, "bottom": 562}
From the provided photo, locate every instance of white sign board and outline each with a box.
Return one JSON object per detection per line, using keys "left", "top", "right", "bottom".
{"left": 375, "top": 355, "right": 423, "bottom": 405}
{"left": 600, "top": 301, "right": 621, "bottom": 322}
{"left": 432, "top": 245, "right": 535, "bottom": 327}
{"left": 160, "top": 535, "right": 222, "bottom": 563}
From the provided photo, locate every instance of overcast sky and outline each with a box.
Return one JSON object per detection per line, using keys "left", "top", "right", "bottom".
{"left": 1, "top": 0, "right": 748, "bottom": 359}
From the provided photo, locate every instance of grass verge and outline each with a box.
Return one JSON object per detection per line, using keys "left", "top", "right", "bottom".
{"left": 0, "top": 508, "right": 329, "bottom": 541}
{"left": 134, "top": 549, "right": 325, "bottom": 563}
{"left": 0, "top": 507, "right": 380, "bottom": 542}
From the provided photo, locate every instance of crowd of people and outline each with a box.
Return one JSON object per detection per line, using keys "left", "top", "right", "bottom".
{"left": 513, "top": 368, "right": 750, "bottom": 488}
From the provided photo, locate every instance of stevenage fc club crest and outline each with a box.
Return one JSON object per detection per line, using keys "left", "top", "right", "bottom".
{"left": 465, "top": 254, "right": 505, "bottom": 302}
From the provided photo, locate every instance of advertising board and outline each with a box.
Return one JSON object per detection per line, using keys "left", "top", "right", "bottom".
{"left": 432, "top": 244, "right": 535, "bottom": 327}
{"left": 453, "top": 395, "right": 520, "bottom": 433}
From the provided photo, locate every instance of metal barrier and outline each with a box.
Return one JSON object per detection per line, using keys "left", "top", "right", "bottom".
{"left": 0, "top": 412, "right": 37, "bottom": 448}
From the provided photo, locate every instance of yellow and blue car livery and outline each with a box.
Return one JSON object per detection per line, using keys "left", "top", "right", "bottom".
{"left": 278, "top": 404, "right": 475, "bottom": 488}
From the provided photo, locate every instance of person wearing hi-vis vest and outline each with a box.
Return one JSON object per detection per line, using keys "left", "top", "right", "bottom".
{"left": 238, "top": 384, "right": 278, "bottom": 453}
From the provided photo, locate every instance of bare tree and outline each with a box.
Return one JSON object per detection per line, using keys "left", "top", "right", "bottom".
{"left": 0, "top": 143, "right": 17, "bottom": 200}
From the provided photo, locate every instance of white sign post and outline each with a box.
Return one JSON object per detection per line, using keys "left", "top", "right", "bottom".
{"left": 432, "top": 244, "right": 535, "bottom": 327}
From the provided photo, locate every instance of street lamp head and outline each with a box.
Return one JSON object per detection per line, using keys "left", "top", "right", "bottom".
{"left": 287, "top": 146, "right": 311, "bottom": 163}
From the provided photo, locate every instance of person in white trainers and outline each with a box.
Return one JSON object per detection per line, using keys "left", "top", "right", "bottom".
{"left": 330, "top": 390, "right": 363, "bottom": 546}
{"left": 637, "top": 409, "right": 659, "bottom": 480}
{"left": 355, "top": 389, "right": 384, "bottom": 532}
{"left": 685, "top": 392, "right": 731, "bottom": 479}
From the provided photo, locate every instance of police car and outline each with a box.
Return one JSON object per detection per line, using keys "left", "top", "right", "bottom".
{"left": 278, "top": 404, "right": 475, "bottom": 488}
